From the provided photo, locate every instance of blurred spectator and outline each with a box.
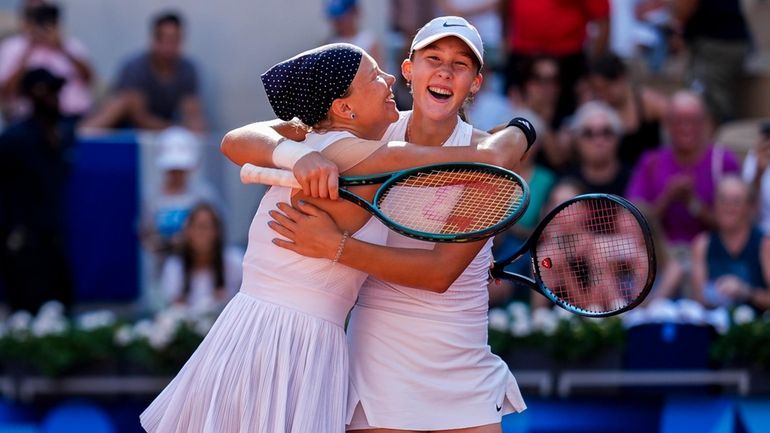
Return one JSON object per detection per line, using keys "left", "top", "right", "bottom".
{"left": 626, "top": 90, "right": 740, "bottom": 247}
{"left": 638, "top": 204, "right": 686, "bottom": 302}
{"left": 0, "top": 68, "right": 75, "bottom": 313}
{"left": 0, "top": 1, "right": 93, "bottom": 122}
{"left": 159, "top": 203, "right": 242, "bottom": 312}
{"left": 588, "top": 53, "right": 668, "bottom": 166}
{"left": 465, "top": 74, "right": 517, "bottom": 132}
{"left": 141, "top": 126, "right": 219, "bottom": 269}
{"left": 325, "top": 0, "right": 384, "bottom": 67}
{"left": 503, "top": 0, "right": 610, "bottom": 128}
{"left": 506, "top": 55, "right": 568, "bottom": 172}
{"left": 435, "top": 0, "right": 502, "bottom": 66}
{"left": 566, "top": 101, "right": 631, "bottom": 195}
{"left": 675, "top": 0, "right": 750, "bottom": 123}
{"left": 389, "top": 0, "right": 436, "bottom": 109}
{"left": 742, "top": 121, "right": 770, "bottom": 234}
{"left": 80, "top": 11, "right": 206, "bottom": 132}
{"left": 692, "top": 176, "right": 770, "bottom": 311}
{"left": 530, "top": 178, "right": 586, "bottom": 310}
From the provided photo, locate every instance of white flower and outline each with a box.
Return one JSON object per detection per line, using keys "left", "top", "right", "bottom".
{"left": 132, "top": 319, "right": 154, "bottom": 340}
{"left": 531, "top": 307, "right": 558, "bottom": 335}
{"left": 622, "top": 308, "right": 647, "bottom": 328}
{"left": 148, "top": 324, "right": 175, "bottom": 350}
{"left": 706, "top": 308, "right": 730, "bottom": 335}
{"left": 114, "top": 325, "right": 135, "bottom": 346}
{"left": 646, "top": 298, "right": 678, "bottom": 322}
{"left": 732, "top": 305, "right": 756, "bottom": 325}
{"left": 507, "top": 302, "right": 529, "bottom": 321}
{"left": 488, "top": 308, "right": 509, "bottom": 332}
{"left": 554, "top": 306, "right": 575, "bottom": 322}
{"left": 676, "top": 299, "right": 706, "bottom": 324}
{"left": 8, "top": 310, "right": 33, "bottom": 333}
{"left": 510, "top": 319, "right": 532, "bottom": 337}
{"left": 76, "top": 310, "right": 117, "bottom": 330}
{"left": 31, "top": 315, "right": 68, "bottom": 337}
{"left": 37, "top": 301, "right": 65, "bottom": 320}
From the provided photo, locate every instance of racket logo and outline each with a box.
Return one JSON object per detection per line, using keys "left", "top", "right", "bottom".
{"left": 541, "top": 257, "right": 552, "bottom": 269}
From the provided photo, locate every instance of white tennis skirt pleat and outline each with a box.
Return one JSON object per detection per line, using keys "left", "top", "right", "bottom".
{"left": 140, "top": 292, "right": 349, "bottom": 433}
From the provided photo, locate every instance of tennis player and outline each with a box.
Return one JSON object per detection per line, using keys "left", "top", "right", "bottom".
{"left": 143, "top": 42, "right": 529, "bottom": 433}
{"left": 227, "top": 17, "right": 530, "bottom": 433}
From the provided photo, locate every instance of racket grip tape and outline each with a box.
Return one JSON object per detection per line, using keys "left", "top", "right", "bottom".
{"left": 240, "top": 164, "right": 301, "bottom": 188}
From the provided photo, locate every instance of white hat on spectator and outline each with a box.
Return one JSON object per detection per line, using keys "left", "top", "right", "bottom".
{"left": 156, "top": 126, "right": 201, "bottom": 171}
{"left": 410, "top": 16, "right": 484, "bottom": 68}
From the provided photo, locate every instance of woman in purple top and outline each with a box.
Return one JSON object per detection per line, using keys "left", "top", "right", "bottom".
{"left": 625, "top": 90, "right": 739, "bottom": 246}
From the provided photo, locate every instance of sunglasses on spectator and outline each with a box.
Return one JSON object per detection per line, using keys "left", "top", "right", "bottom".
{"left": 580, "top": 127, "right": 615, "bottom": 140}
{"left": 532, "top": 73, "right": 558, "bottom": 84}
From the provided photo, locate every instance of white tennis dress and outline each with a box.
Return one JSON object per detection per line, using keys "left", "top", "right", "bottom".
{"left": 347, "top": 112, "right": 527, "bottom": 431}
{"left": 140, "top": 131, "right": 387, "bottom": 433}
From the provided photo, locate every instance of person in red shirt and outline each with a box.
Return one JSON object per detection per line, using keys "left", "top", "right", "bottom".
{"left": 503, "top": 0, "right": 610, "bottom": 128}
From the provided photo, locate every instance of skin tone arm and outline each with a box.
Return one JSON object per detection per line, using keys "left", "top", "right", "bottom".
{"left": 179, "top": 95, "right": 207, "bottom": 133}
{"left": 269, "top": 200, "right": 486, "bottom": 292}
{"left": 220, "top": 119, "right": 528, "bottom": 197}
{"left": 690, "top": 232, "right": 710, "bottom": 306}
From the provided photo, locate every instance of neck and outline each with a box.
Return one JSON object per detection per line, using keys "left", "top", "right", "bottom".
{"left": 328, "top": 120, "right": 387, "bottom": 140}
{"left": 407, "top": 110, "right": 457, "bottom": 146}
{"left": 192, "top": 251, "right": 213, "bottom": 268}
{"left": 720, "top": 225, "right": 750, "bottom": 250}
{"left": 673, "top": 145, "right": 705, "bottom": 165}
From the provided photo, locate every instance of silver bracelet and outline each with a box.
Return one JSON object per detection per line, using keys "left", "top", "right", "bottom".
{"left": 332, "top": 231, "right": 350, "bottom": 264}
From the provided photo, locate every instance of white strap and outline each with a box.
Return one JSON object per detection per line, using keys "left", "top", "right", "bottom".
{"left": 271, "top": 139, "right": 315, "bottom": 170}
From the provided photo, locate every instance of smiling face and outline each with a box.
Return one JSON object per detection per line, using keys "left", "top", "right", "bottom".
{"left": 334, "top": 52, "right": 399, "bottom": 138}
{"left": 576, "top": 112, "right": 620, "bottom": 165}
{"left": 402, "top": 36, "right": 482, "bottom": 121}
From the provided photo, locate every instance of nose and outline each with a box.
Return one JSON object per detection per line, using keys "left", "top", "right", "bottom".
{"left": 436, "top": 62, "right": 453, "bottom": 79}
{"left": 385, "top": 72, "right": 396, "bottom": 86}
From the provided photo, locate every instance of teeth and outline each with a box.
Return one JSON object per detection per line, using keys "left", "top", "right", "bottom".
{"left": 428, "top": 86, "right": 452, "bottom": 96}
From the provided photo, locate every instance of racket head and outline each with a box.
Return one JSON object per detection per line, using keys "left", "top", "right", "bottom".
{"left": 371, "top": 163, "right": 530, "bottom": 242}
{"left": 528, "top": 193, "right": 656, "bottom": 317}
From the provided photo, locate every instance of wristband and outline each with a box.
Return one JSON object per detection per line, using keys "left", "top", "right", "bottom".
{"left": 271, "top": 138, "right": 315, "bottom": 169}
{"left": 507, "top": 117, "right": 536, "bottom": 153}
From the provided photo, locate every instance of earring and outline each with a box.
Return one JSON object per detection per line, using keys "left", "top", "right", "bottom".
{"left": 350, "top": 113, "right": 356, "bottom": 119}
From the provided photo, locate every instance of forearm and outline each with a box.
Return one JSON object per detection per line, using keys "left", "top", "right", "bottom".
{"left": 748, "top": 289, "right": 770, "bottom": 311}
{"left": 62, "top": 50, "right": 92, "bottom": 83}
{"left": 346, "top": 123, "right": 528, "bottom": 175}
{"left": 221, "top": 119, "right": 308, "bottom": 167}
{"left": 337, "top": 238, "right": 482, "bottom": 292}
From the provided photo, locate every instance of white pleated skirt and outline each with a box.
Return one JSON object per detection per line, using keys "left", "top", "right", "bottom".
{"left": 140, "top": 292, "right": 348, "bottom": 433}
{"left": 346, "top": 303, "right": 526, "bottom": 431}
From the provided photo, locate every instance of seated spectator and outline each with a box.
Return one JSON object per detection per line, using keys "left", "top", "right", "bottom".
{"left": 141, "top": 126, "right": 219, "bottom": 269}
{"left": 490, "top": 114, "right": 556, "bottom": 305}
{"left": 505, "top": 55, "right": 569, "bottom": 172}
{"left": 588, "top": 53, "right": 667, "bottom": 166}
{"left": 80, "top": 11, "right": 205, "bottom": 132}
{"left": 626, "top": 90, "right": 740, "bottom": 248}
{"left": 566, "top": 101, "right": 631, "bottom": 195}
{"left": 0, "top": 68, "right": 75, "bottom": 313}
{"left": 159, "top": 203, "right": 242, "bottom": 312}
{"left": 0, "top": 2, "right": 93, "bottom": 122}
{"left": 691, "top": 176, "right": 770, "bottom": 311}
{"left": 436, "top": 0, "right": 502, "bottom": 66}
{"left": 498, "top": 178, "right": 584, "bottom": 309}
{"left": 742, "top": 121, "right": 770, "bottom": 234}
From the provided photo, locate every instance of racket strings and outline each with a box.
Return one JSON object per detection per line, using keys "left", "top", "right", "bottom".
{"left": 377, "top": 168, "right": 526, "bottom": 235}
{"left": 535, "top": 198, "right": 650, "bottom": 314}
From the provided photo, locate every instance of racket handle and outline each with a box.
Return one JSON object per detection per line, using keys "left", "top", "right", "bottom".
{"left": 240, "top": 164, "right": 301, "bottom": 188}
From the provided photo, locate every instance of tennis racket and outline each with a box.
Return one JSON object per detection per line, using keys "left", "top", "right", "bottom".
{"left": 491, "top": 194, "right": 656, "bottom": 317}
{"left": 241, "top": 162, "right": 530, "bottom": 243}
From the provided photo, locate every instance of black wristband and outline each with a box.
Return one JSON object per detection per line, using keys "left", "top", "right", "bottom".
{"left": 507, "top": 117, "right": 536, "bottom": 153}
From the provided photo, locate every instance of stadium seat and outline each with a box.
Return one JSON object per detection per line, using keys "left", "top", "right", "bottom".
{"left": 39, "top": 401, "right": 114, "bottom": 433}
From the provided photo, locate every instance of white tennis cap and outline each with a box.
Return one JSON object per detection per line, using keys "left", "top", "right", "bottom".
{"left": 156, "top": 126, "right": 201, "bottom": 171}
{"left": 410, "top": 16, "right": 484, "bottom": 68}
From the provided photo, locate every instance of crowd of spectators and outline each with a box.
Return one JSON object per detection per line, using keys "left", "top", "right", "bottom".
{"left": 0, "top": 0, "right": 768, "bottom": 318}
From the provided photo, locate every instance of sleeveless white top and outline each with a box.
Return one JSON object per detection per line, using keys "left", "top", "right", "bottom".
{"left": 239, "top": 131, "right": 388, "bottom": 327}
{"left": 357, "top": 111, "right": 494, "bottom": 317}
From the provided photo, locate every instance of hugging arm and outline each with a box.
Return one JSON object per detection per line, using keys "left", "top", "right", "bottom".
{"left": 269, "top": 201, "right": 485, "bottom": 292}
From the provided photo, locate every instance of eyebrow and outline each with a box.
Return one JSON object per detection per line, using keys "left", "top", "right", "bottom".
{"left": 423, "top": 44, "right": 474, "bottom": 62}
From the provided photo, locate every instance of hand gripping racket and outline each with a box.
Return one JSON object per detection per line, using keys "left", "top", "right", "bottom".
{"left": 241, "top": 162, "right": 530, "bottom": 243}
{"left": 491, "top": 194, "right": 656, "bottom": 317}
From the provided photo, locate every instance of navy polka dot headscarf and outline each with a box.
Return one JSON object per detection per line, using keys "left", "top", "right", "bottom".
{"left": 261, "top": 43, "right": 364, "bottom": 126}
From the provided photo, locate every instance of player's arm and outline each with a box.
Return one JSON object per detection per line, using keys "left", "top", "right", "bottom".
{"left": 269, "top": 201, "right": 485, "bottom": 292}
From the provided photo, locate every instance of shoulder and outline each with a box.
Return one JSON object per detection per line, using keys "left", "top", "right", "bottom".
{"left": 470, "top": 127, "right": 490, "bottom": 145}
{"left": 121, "top": 52, "right": 149, "bottom": 72}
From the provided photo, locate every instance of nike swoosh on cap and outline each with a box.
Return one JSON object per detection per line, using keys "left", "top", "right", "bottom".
{"left": 443, "top": 21, "right": 467, "bottom": 28}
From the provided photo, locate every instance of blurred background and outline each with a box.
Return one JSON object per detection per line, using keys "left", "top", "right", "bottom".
{"left": 0, "top": 0, "right": 769, "bottom": 432}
